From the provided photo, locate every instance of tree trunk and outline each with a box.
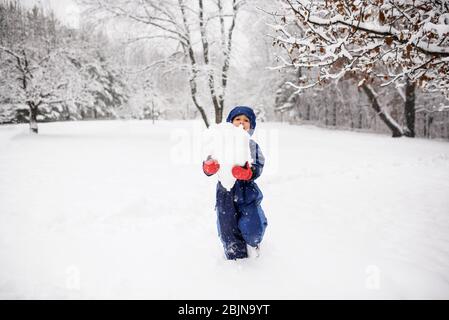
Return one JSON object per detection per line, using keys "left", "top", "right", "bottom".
{"left": 425, "top": 113, "right": 434, "bottom": 138}
{"left": 358, "top": 108, "right": 363, "bottom": 129}
{"left": 28, "top": 102, "right": 38, "bottom": 134}
{"left": 217, "top": 0, "right": 238, "bottom": 124}
{"left": 324, "top": 99, "right": 329, "bottom": 126}
{"left": 179, "top": 0, "right": 210, "bottom": 128}
{"left": 215, "top": 106, "right": 223, "bottom": 124}
{"left": 423, "top": 113, "right": 428, "bottom": 138}
{"left": 332, "top": 102, "right": 337, "bottom": 126}
{"left": 188, "top": 70, "right": 210, "bottom": 128}
{"left": 361, "top": 84, "right": 403, "bottom": 137}
{"left": 404, "top": 77, "right": 416, "bottom": 137}
{"left": 198, "top": 0, "right": 221, "bottom": 124}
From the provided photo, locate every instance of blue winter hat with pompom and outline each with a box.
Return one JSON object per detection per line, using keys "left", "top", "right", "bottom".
{"left": 226, "top": 106, "right": 257, "bottom": 135}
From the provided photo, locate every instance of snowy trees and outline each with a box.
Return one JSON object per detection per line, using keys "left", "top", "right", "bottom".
{"left": 2, "top": 0, "right": 446, "bottom": 138}
{"left": 82, "top": 0, "right": 245, "bottom": 127}
{"left": 272, "top": 0, "right": 449, "bottom": 137}
{"left": 0, "top": 46, "right": 73, "bottom": 133}
{"left": 0, "top": 2, "right": 129, "bottom": 132}
{"left": 275, "top": 0, "right": 449, "bottom": 92}
{"left": 65, "top": 38, "right": 129, "bottom": 120}
{"left": 0, "top": 2, "right": 64, "bottom": 132}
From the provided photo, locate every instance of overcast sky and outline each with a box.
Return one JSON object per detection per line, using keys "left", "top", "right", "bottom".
{"left": 21, "top": 0, "right": 80, "bottom": 28}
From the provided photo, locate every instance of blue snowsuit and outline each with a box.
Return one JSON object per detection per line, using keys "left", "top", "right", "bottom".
{"left": 204, "top": 106, "right": 267, "bottom": 260}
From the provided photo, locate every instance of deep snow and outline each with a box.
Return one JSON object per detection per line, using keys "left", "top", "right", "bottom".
{"left": 0, "top": 120, "right": 449, "bottom": 299}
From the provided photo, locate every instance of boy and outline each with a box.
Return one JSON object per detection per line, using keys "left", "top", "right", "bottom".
{"left": 203, "top": 106, "right": 267, "bottom": 260}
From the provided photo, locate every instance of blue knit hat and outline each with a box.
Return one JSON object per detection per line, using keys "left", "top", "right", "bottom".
{"left": 226, "top": 106, "right": 256, "bottom": 135}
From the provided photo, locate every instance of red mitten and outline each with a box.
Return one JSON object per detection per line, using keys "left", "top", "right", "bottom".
{"left": 232, "top": 162, "right": 253, "bottom": 181}
{"left": 203, "top": 158, "right": 220, "bottom": 175}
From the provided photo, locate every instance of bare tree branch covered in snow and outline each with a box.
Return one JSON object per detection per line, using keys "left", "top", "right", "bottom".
{"left": 81, "top": 0, "right": 246, "bottom": 127}
{"left": 270, "top": 0, "right": 449, "bottom": 137}
{"left": 274, "top": 0, "right": 449, "bottom": 94}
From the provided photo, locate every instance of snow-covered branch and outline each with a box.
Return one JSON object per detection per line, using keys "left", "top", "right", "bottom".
{"left": 272, "top": 0, "right": 449, "bottom": 95}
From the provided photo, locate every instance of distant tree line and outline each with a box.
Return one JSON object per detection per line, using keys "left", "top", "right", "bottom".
{"left": 0, "top": 0, "right": 129, "bottom": 133}
{"left": 274, "top": 69, "right": 449, "bottom": 139}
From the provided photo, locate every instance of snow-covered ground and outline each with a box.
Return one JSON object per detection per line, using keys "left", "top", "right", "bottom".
{"left": 1, "top": 120, "right": 449, "bottom": 299}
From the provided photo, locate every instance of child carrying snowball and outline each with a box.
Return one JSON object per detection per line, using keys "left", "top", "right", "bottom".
{"left": 202, "top": 106, "right": 267, "bottom": 260}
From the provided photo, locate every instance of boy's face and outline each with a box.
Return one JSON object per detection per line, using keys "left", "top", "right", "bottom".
{"left": 232, "top": 114, "right": 251, "bottom": 131}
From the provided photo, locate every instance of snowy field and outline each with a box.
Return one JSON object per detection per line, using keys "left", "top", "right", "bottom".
{"left": 1, "top": 120, "right": 449, "bottom": 299}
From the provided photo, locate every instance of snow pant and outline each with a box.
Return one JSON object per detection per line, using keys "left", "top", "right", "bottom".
{"left": 216, "top": 184, "right": 267, "bottom": 260}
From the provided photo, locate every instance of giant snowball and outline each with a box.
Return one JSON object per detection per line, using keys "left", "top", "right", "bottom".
{"left": 202, "top": 122, "right": 252, "bottom": 190}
